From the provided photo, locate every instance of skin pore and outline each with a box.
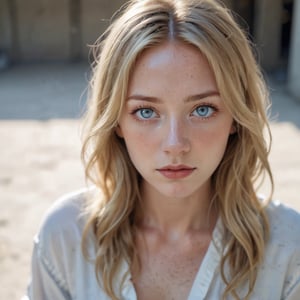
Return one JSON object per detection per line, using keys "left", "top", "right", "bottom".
{"left": 117, "top": 41, "right": 235, "bottom": 299}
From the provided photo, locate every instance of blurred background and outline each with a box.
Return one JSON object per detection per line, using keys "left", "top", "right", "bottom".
{"left": 0, "top": 0, "right": 299, "bottom": 80}
{"left": 0, "top": 0, "right": 299, "bottom": 299}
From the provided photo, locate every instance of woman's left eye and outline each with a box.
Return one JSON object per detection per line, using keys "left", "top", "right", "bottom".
{"left": 134, "top": 107, "right": 158, "bottom": 120}
{"left": 191, "top": 105, "right": 216, "bottom": 118}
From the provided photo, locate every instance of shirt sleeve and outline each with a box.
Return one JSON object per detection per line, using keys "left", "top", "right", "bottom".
{"left": 24, "top": 236, "right": 72, "bottom": 300}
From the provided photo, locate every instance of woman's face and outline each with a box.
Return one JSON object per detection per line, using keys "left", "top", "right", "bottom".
{"left": 117, "top": 41, "right": 234, "bottom": 200}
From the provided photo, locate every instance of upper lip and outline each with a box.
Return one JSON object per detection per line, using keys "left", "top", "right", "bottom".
{"left": 157, "top": 165, "right": 196, "bottom": 171}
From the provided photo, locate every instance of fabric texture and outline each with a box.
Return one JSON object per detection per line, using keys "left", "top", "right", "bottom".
{"left": 23, "top": 189, "right": 300, "bottom": 300}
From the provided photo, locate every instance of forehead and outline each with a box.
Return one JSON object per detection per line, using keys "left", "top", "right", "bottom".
{"left": 128, "top": 41, "right": 218, "bottom": 95}
{"left": 134, "top": 41, "right": 209, "bottom": 71}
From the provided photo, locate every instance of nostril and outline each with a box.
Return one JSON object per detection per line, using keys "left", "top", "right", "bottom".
{"left": 163, "top": 127, "right": 190, "bottom": 154}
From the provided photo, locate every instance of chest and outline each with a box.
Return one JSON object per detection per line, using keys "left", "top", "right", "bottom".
{"left": 132, "top": 238, "right": 210, "bottom": 300}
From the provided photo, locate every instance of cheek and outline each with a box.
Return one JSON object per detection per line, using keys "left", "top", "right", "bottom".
{"left": 122, "top": 131, "right": 156, "bottom": 175}
{"left": 194, "top": 125, "right": 231, "bottom": 155}
{"left": 123, "top": 130, "right": 156, "bottom": 164}
{"left": 125, "top": 131, "right": 151, "bottom": 148}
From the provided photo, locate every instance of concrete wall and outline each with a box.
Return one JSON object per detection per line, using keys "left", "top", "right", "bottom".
{"left": 0, "top": 0, "right": 297, "bottom": 76}
{"left": 81, "top": 0, "right": 126, "bottom": 60}
{"left": 0, "top": 0, "right": 13, "bottom": 55}
{"left": 288, "top": 0, "right": 300, "bottom": 100}
{"left": 0, "top": 0, "right": 237, "bottom": 62}
{"left": 17, "top": 0, "right": 70, "bottom": 61}
{"left": 0, "top": 0, "right": 126, "bottom": 62}
{"left": 253, "top": 0, "right": 282, "bottom": 71}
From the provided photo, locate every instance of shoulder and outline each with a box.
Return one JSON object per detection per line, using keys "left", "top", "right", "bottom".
{"left": 264, "top": 201, "right": 300, "bottom": 297}
{"left": 38, "top": 188, "right": 92, "bottom": 239}
{"left": 266, "top": 200, "right": 300, "bottom": 247}
{"left": 35, "top": 187, "right": 97, "bottom": 257}
{"left": 28, "top": 188, "right": 107, "bottom": 298}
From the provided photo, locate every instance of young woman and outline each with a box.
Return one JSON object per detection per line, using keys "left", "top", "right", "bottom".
{"left": 25, "top": 0, "right": 300, "bottom": 299}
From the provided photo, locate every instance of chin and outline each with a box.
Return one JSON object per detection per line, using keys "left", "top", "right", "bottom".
{"left": 159, "top": 185, "right": 197, "bottom": 200}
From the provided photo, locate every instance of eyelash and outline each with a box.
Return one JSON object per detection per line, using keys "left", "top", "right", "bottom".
{"left": 130, "top": 103, "right": 219, "bottom": 122}
{"left": 130, "top": 105, "right": 158, "bottom": 122}
{"left": 190, "top": 103, "right": 219, "bottom": 119}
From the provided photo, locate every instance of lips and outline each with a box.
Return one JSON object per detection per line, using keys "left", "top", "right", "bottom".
{"left": 157, "top": 165, "right": 196, "bottom": 179}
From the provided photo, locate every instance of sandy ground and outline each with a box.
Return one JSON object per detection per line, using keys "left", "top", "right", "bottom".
{"left": 0, "top": 63, "right": 299, "bottom": 300}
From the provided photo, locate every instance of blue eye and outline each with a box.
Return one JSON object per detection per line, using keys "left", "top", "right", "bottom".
{"left": 136, "top": 108, "right": 157, "bottom": 119}
{"left": 192, "top": 105, "right": 215, "bottom": 118}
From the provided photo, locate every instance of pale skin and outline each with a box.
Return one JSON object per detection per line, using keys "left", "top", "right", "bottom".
{"left": 117, "top": 41, "right": 235, "bottom": 299}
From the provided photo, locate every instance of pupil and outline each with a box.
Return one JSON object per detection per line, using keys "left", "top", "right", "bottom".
{"left": 141, "top": 109, "right": 152, "bottom": 118}
{"left": 197, "top": 107, "right": 208, "bottom": 115}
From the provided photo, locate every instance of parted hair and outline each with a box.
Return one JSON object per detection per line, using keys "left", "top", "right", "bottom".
{"left": 81, "top": 0, "right": 274, "bottom": 299}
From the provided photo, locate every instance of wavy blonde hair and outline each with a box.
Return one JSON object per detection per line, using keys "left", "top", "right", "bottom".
{"left": 81, "top": 0, "right": 274, "bottom": 299}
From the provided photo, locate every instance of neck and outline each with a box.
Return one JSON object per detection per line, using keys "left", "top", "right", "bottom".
{"left": 136, "top": 181, "right": 217, "bottom": 239}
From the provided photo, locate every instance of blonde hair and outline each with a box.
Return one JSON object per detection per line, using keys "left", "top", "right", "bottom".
{"left": 81, "top": 0, "right": 273, "bottom": 299}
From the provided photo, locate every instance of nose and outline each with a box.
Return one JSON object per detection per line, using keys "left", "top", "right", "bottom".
{"left": 162, "top": 117, "right": 190, "bottom": 156}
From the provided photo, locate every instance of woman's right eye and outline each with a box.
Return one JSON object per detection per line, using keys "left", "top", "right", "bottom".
{"left": 135, "top": 107, "right": 158, "bottom": 120}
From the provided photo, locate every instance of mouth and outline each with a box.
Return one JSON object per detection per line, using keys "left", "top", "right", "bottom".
{"left": 156, "top": 165, "right": 196, "bottom": 179}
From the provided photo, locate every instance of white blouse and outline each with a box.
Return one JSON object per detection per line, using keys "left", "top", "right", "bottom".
{"left": 23, "top": 189, "right": 300, "bottom": 299}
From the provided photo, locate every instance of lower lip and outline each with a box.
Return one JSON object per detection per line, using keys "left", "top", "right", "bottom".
{"left": 158, "top": 169, "right": 195, "bottom": 179}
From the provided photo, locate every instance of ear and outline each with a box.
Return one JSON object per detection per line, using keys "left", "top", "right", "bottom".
{"left": 115, "top": 124, "right": 124, "bottom": 138}
{"left": 230, "top": 122, "right": 237, "bottom": 135}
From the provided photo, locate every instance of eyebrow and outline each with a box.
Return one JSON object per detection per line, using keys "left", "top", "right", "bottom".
{"left": 127, "top": 91, "right": 220, "bottom": 103}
